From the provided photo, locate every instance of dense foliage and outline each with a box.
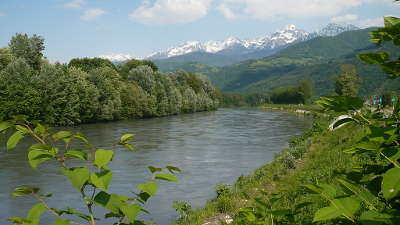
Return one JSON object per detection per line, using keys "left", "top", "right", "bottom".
{"left": 221, "top": 80, "right": 312, "bottom": 106}
{"left": 334, "top": 64, "right": 362, "bottom": 96}
{"left": 270, "top": 80, "right": 313, "bottom": 104}
{"left": 0, "top": 35, "right": 220, "bottom": 126}
{"left": 220, "top": 92, "right": 270, "bottom": 107}
{"left": 0, "top": 116, "right": 180, "bottom": 225}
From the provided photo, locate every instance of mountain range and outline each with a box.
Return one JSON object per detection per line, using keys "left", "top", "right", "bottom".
{"left": 162, "top": 27, "right": 399, "bottom": 97}
{"left": 100, "top": 23, "right": 359, "bottom": 67}
{"left": 148, "top": 23, "right": 358, "bottom": 62}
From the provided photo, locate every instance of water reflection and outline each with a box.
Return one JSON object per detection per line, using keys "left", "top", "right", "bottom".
{"left": 0, "top": 108, "right": 311, "bottom": 225}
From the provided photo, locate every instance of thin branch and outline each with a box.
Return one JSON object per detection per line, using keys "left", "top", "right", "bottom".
{"left": 32, "top": 194, "right": 87, "bottom": 225}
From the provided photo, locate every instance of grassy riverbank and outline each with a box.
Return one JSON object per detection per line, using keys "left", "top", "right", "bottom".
{"left": 259, "top": 104, "right": 322, "bottom": 113}
{"left": 174, "top": 113, "right": 370, "bottom": 225}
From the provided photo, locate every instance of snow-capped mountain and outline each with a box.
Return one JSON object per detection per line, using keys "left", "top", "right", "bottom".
{"left": 99, "top": 54, "right": 135, "bottom": 62}
{"left": 147, "top": 24, "right": 311, "bottom": 59}
{"left": 98, "top": 23, "right": 359, "bottom": 63}
{"left": 146, "top": 23, "right": 359, "bottom": 60}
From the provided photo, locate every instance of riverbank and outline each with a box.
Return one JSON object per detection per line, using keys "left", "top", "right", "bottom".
{"left": 259, "top": 104, "right": 323, "bottom": 114}
{"left": 174, "top": 112, "right": 367, "bottom": 225}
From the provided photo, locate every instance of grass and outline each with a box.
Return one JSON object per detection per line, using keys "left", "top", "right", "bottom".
{"left": 259, "top": 103, "right": 323, "bottom": 113}
{"left": 174, "top": 115, "right": 371, "bottom": 225}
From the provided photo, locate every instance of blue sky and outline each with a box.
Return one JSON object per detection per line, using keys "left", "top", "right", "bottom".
{"left": 0, "top": 0, "right": 398, "bottom": 62}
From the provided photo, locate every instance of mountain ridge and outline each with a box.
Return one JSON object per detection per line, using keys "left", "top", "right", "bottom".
{"left": 147, "top": 23, "right": 358, "bottom": 62}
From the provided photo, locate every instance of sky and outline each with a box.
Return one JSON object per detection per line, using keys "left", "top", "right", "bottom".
{"left": 0, "top": 0, "right": 399, "bottom": 62}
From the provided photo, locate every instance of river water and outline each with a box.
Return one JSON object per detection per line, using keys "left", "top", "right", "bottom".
{"left": 0, "top": 108, "right": 311, "bottom": 225}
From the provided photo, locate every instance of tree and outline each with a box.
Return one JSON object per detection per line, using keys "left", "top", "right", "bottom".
{"left": 68, "top": 57, "right": 117, "bottom": 73}
{"left": 118, "top": 59, "right": 158, "bottom": 79}
{"left": 35, "top": 63, "right": 101, "bottom": 125}
{"left": 9, "top": 34, "right": 45, "bottom": 71}
{"left": 298, "top": 80, "right": 313, "bottom": 104}
{"left": 335, "top": 64, "right": 362, "bottom": 96}
{"left": 0, "top": 47, "right": 13, "bottom": 71}
{"left": 88, "top": 67, "right": 122, "bottom": 121}
{"left": 0, "top": 58, "right": 42, "bottom": 120}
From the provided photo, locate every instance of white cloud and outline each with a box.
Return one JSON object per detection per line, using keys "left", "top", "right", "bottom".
{"left": 62, "top": 0, "right": 85, "bottom": 8}
{"left": 356, "top": 17, "right": 384, "bottom": 28}
{"left": 80, "top": 8, "right": 106, "bottom": 21}
{"left": 330, "top": 14, "right": 358, "bottom": 23}
{"left": 130, "top": 0, "right": 213, "bottom": 24}
{"left": 0, "top": 12, "right": 6, "bottom": 17}
{"left": 217, "top": 0, "right": 386, "bottom": 20}
{"left": 218, "top": 4, "right": 237, "bottom": 20}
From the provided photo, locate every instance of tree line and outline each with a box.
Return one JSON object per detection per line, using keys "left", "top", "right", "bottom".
{"left": 221, "top": 80, "right": 314, "bottom": 106}
{"left": 0, "top": 34, "right": 220, "bottom": 126}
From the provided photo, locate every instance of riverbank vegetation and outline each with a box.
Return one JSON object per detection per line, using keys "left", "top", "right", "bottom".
{"left": 221, "top": 79, "right": 314, "bottom": 107}
{"left": 0, "top": 35, "right": 220, "bottom": 126}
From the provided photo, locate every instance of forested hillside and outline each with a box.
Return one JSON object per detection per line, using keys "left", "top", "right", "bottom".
{"left": 162, "top": 28, "right": 399, "bottom": 97}
{"left": 0, "top": 34, "right": 220, "bottom": 126}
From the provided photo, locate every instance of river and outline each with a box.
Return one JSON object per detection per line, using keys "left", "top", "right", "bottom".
{"left": 0, "top": 108, "right": 311, "bottom": 225}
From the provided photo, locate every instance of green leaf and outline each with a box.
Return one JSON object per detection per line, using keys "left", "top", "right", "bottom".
{"left": 28, "top": 149, "right": 54, "bottom": 169}
{"left": 94, "top": 149, "right": 114, "bottom": 168}
{"left": 7, "top": 130, "right": 25, "bottom": 150}
{"left": 123, "top": 143, "right": 135, "bottom": 152}
{"left": 62, "top": 167, "right": 90, "bottom": 191}
{"left": 28, "top": 144, "right": 57, "bottom": 169}
{"left": 53, "top": 218, "right": 70, "bottom": 225}
{"left": 154, "top": 173, "right": 179, "bottom": 182}
{"left": 332, "top": 197, "right": 361, "bottom": 220}
{"left": 52, "top": 208, "right": 91, "bottom": 222}
{"left": 384, "top": 16, "right": 400, "bottom": 28}
{"left": 15, "top": 125, "right": 30, "bottom": 134}
{"left": 353, "top": 141, "right": 381, "bottom": 151}
{"left": 303, "top": 183, "right": 337, "bottom": 200}
{"left": 0, "top": 121, "right": 13, "bottom": 133}
{"left": 93, "top": 191, "right": 123, "bottom": 213}
{"left": 33, "top": 124, "right": 47, "bottom": 137}
{"left": 313, "top": 206, "right": 342, "bottom": 222}
{"left": 137, "top": 181, "right": 158, "bottom": 196}
{"left": 382, "top": 168, "right": 400, "bottom": 200}
{"left": 148, "top": 166, "right": 162, "bottom": 173}
{"left": 381, "top": 61, "right": 400, "bottom": 79}
{"left": 8, "top": 217, "right": 31, "bottom": 224}
{"left": 64, "top": 149, "right": 89, "bottom": 161}
{"left": 74, "top": 132, "right": 89, "bottom": 144}
{"left": 120, "top": 203, "right": 141, "bottom": 223}
{"left": 358, "top": 52, "right": 389, "bottom": 64}
{"left": 270, "top": 209, "right": 291, "bottom": 216}
{"left": 12, "top": 186, "right": 40, "bottom": 197}
{"left": 360, "top": 211, "right": 393, "bottom": 225}
{"left": 29, "top": 144, "right": 58, "bottom": 154}
{"left": 26, "top": 203, "right": 47, "bottom": 225}
{"left": 166, "top": 166, "right": 181, "bottom": 173}
{"left": 337, "top": 178, "right": 376, "bottom": 210}
{"left": 52, "top": 131, "right": 73, "bottom": 141}
{"left": 90, "top": 170, "right": 112, "bottom": 191}
{"left": 316, "top": 96, "right": 364, "bottom": 112}
{"left": 313, "top": 197, "right": 361, "bottom": 222}
{"left": 120, "top": 133, "right": 135, "bottom": 144}
{"left": 136, "top": 192, "right": 151, "bottom": 203}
